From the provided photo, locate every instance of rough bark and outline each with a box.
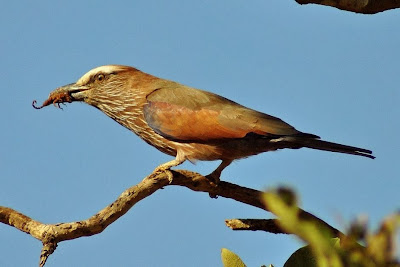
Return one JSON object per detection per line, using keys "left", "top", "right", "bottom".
{"left": 0, "top": 169, "right": 341, "bottom": 266}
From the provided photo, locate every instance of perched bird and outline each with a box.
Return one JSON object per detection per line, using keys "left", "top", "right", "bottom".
{"left": 33, "top": 65, "right": 374, "bottom": 182}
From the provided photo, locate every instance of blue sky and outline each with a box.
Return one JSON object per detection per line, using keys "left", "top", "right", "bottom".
{"left": 1, "top": 1, "right": 399, "bottom": 266}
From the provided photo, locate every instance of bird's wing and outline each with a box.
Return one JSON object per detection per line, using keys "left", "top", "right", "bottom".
{"left": 143, "top": 86, "right": 305, "bottom": 142}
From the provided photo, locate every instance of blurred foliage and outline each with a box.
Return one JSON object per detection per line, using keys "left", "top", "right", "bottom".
{"left": 221, "top": 187, "right": 400, "bottom": 267}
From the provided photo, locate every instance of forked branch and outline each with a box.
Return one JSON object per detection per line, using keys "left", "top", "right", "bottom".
{"left": 0, "top": 170, "right": 341, "bottom": 266}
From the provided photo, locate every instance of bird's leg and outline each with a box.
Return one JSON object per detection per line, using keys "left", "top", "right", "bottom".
{"left": 206, "top": 159, "right": 233, "bottom": 184}
{"left": 152, "top": 151, "right": 186, "bottom": 183}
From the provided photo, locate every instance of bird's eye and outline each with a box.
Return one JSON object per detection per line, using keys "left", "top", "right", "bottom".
{"left": 96, "top": 74, "right": 105, "bottom": 82}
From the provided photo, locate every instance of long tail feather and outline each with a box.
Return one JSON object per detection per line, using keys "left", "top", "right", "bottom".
{"left": 297, "top": 138, "right": 375, "bottom": 159}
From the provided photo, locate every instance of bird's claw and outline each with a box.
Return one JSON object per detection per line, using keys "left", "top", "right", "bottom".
{"left": 205, "top": 173, "right": 220, "bottom": 185}
{"left": 152, "top": 167, "right": 174, "bottom": 183}
{"left": 205, "top": 173, "right": 220, "bottom": 199}
{"left": 165, "top": 169, "right": 174, "bottom": 183}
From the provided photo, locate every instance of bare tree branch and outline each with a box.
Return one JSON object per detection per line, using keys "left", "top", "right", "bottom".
{"left": 295, "top": 0, "right": 400, "bottom": 14}
{"left": 225, "top": 218, "right": 284, "bottom": 234}
{"left": 171, "top": 170, "right": 342, "bottom": 237}
{"left": 0, "top": 169, "right": 342, "bottom": 266}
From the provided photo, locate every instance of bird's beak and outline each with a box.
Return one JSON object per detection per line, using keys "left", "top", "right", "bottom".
{"left": 32, "top": 83, "right": 89, "bottom": 109}
{"left": 58, "top": 83, "right": 89, "bottom": 102}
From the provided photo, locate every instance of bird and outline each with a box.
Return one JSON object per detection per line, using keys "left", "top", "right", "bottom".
{"left": 33, "top": 65, "right": 374, "bottom": 183}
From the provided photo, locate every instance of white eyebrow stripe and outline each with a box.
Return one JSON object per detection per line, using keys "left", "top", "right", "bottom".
{"left": 76, "top": 65, "right": 127, "bottom": 85}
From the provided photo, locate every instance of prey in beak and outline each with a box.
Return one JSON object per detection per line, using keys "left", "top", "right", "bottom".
{"left": 32, "top": 83, "right": 88, "bottom": 110}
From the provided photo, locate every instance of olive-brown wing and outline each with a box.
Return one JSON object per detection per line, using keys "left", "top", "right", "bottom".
{"left": 143, "top": 86, "right": 303, "bottom": 142}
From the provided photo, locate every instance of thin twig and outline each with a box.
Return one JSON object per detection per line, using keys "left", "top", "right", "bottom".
{"left": 225, "top": 218, "right": 284, "bottom": 234}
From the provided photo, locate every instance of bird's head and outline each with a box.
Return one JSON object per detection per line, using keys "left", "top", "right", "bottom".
{"left": 33, "top": 65, "right": 154, "bottom": 110}
{"left": 65, "top": 65, "right": 130, "bottom": 103}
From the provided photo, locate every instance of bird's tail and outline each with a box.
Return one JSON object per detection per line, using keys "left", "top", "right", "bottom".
{"left": 294, "top": 138, "right": 375, "bottom": 159}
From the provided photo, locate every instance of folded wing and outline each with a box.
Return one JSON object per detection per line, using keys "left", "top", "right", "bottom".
{"left": 143, "top": 86, "right": 309, "bottom": 142}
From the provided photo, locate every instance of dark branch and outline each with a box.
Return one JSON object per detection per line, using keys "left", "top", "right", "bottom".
{"left": 295, "top": 0, "right": 400, "bottom": 14}
{"left": 225, "top": 218, "right": 285, "bottom": 234}
{"left": 170, "top": 170, "right": 341, "bottom": 237}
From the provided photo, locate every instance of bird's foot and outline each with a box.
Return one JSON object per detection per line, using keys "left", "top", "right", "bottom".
{"left": 205, "top": 173, "right": 221, "bottom": 199}
{"left": 152, "top": 166, "right": 174, "bottom": 183}
{"left": 150, "top": 157, "right": 185, "bottom": 183}
{"left": 205, "top": 172, "right": 221, "bottom": 185}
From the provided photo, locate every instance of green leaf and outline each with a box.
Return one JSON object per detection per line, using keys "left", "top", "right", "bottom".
{"left": 221, "top": 248, "right": 246, "bottom": 267}
{"left": 284, "top": 245, "right": 317, "bottom": 267}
